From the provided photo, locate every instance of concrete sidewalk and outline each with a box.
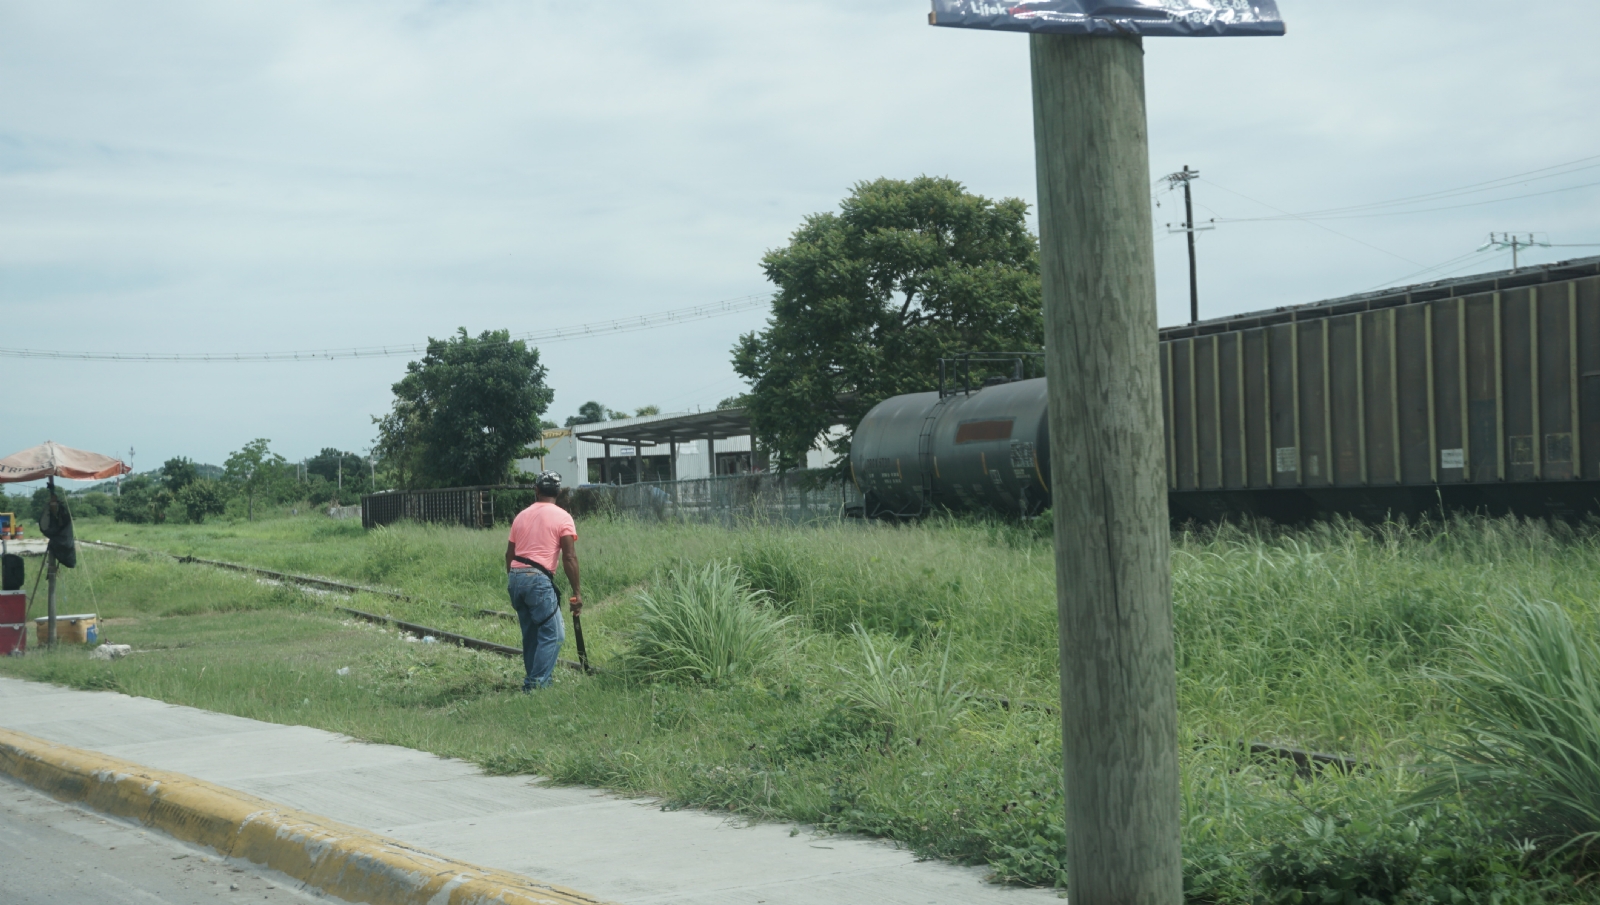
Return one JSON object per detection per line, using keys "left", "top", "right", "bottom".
{"left": 0, "top": 677, "right": 1060, "bottom": 905}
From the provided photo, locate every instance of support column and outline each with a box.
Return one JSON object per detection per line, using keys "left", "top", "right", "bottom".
{"left": 707, "top": 434, "right": 716, "bottom": 477}
{"left": 602, "top": 442, "right": 610, "bottom": 484}
{"left": 45, "top": 552, "right": 58, "bottom": 647}
{"left": 1032, "top": 32, "right": 1180, "bottom": 905}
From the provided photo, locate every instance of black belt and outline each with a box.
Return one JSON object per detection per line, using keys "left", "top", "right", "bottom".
{"left": 511, "top": 555, "right": 555, "bottom": 582}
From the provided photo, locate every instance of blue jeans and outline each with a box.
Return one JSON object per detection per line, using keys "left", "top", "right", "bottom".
{"left": 507, "top": 570, "right": 565, "bottom": 690}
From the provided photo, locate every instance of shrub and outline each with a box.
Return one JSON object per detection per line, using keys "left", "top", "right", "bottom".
{"left": 114, "top": 482, "right": 155, "bottom": 523}
{"left": 75, "top": 491, "right": 115, "bottom": 518}
{"left": 1250, "top": 807, "right": 1557, "bottom": 905}
{"left": 178, "top": 480, "right": 227, "bottom": 524}
{"left": 623, "top": 561, "right": 792, "bottom": 683}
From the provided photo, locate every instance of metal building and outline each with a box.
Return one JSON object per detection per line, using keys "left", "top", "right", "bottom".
{"left": 516, "top": 408, "right": 838, "bottom": 489}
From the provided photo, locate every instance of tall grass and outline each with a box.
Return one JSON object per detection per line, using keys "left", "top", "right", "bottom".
{"left": 36, "top": 512, "right": 1600, "bottom": 900}
{"left": 1421, "top": 596, "right": 1600, "bottom": 856}
{"left": 623, "top": 561, "right": 793, "bottom": 683}
{"left": 836, "top": 625, "right": 967, "bottom": 744}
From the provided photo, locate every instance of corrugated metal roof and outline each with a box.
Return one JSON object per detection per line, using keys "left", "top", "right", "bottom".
{"left": 573, "top": 408, "right": 752, "bottom": 446}
{"left": 1159, "top": 254, "right": 1600, "bottom": 341}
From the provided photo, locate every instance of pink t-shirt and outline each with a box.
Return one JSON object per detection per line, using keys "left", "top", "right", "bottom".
{"left": 507, "top": 502, "right": 577, "bottom": 573}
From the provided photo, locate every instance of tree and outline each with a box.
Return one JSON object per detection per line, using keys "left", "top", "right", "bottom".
{"left": 733, "top": 177, "right": 1042, "bottom": 470}
{"left": 160, "top": 457, "right": 199, "bottom": 491}
{"left": 374, "top": 328, "right": 554, "bottom": 489}
{"left": 564, "top": 401, "right": 624, "bottom": 427}
{"left": 634, "top": 405, "right": 660, "bottom": 417}
{"left": 373, "top": 400, "right": 423, "bottom": 491}
{"left": 224, "top": 438, "right": 288, "bottom": 521}
{"left": 305, "top": 448, "right": 372, "bottom": 499}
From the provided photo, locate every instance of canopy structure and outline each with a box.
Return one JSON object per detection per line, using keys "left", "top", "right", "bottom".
{"left": 0, "top": 441, "right": 132, "bottom": 484}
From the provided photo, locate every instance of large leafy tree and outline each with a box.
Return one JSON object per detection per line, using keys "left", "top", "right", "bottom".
{"left": 375, "top": 328, "right": 554, "bottom": 489}
{"left": 160, "top": 457, "right": 198, "bottom": 491}
{"left": 733, "top": 177, "right": 1042, "bottom": 470}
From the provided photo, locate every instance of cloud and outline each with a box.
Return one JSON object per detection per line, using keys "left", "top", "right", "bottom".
{"left": 1, "top": 0, "right": 1595, "bottom": 470}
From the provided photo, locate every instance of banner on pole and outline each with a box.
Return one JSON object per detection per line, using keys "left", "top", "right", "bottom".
{"left": 929, "top": 1, "right": 1285, "bottom": 37}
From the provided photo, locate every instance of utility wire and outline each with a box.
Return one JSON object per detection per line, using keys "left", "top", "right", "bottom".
{"left": 1220, "top": 177, "right": 1600, "bottom": 223}
{"left": 1360, "top": 247, "right": 1497, "bottom": 293}
{"left": 0, "top": 293, "right": 771, "bottom": 363}
{"left": 1243, "top": 154, "right": 1600, "bottom": 219}
{"left": 1366, "top": 239, "right": 1600, "bottom": 293}
{"left": 1215, "top": 152, "right": 1600, "bottom": 223}
{"left": 1200, "top": 178, "right": 1442, "bottom": 273}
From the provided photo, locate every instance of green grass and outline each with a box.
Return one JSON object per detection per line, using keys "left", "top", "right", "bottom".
{"left": 11, "top": 512, "right": 1600, "bottom": 901}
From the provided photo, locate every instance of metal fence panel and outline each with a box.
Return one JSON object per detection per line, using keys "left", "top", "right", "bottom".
{"left": 363, "top": 472, "right": 860, "bottom": 530}
{"left": 574, "top": 472, "right": 861, "bottom": 527}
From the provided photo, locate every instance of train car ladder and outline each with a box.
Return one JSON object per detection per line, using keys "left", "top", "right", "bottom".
{"left": 915, "top": 400, "right": 946, "bottom": 515}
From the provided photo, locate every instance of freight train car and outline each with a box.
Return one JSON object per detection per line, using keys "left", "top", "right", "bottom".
{"left": 851, "top": 256, "right": 1600, "bottom": 521}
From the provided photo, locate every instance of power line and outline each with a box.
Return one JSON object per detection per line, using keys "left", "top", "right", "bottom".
{"left": 1244, "top": 154, "right": 1600, "bottom": 218}
{"left": 1360, "top": 247, "right": 1497, "bottom": 293}
{"left": 1221, "top": 177, "right": 1600, "bottom": 222}
{"left": 0, "top": 294, "right": 771, "bottom": 363}
{"left": 1200, "top": 178, "right": 1444, "bottom": 274}
{"left": 1217, "top": 155, "right": 1600, "bottom": 223}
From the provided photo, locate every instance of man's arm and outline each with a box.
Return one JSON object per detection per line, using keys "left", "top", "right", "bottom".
{"left": 559, "top": 534, "right": 581, "bottom": 614}
{"left": 505, "top": 541, "right": 516, "bottom": 573}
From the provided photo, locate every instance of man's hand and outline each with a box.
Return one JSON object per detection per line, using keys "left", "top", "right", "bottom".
{"left": 559, "top": 535, "right": 580, "bottom": 612}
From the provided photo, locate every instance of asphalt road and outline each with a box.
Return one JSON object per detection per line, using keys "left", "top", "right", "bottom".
{"left": 0, "top": 779, "right": 330, "bottom": 904}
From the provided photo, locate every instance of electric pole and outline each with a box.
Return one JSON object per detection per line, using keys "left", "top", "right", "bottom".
{"left": 932, "top": 5, "right": 1283, "bottom": 901}
{"left": 1033, "top": 34, "right": 1181, "bottom": 905}
{"left": 1164, "top": 166, "right": 1212, "bottom": 324}
{"left": 1481, "top": 232, "right": 1549, "bottom": 273}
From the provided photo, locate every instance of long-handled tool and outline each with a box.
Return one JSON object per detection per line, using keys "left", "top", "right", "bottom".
{"left": 569, "top": 597, "right": 590, "bottom": 672}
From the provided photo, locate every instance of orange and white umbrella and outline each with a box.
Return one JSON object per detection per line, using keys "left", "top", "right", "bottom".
{"left": 0, "top": 441, "right": 131, "bottom": 484}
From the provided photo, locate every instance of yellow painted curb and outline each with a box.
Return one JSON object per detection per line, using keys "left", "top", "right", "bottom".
{"left": 0, "top": 727, "right": 608, "bottom": 905}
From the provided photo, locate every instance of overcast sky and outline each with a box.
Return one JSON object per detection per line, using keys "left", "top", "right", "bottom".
{"left": 3, "top": 0, "right": 1597, "bottom": 476}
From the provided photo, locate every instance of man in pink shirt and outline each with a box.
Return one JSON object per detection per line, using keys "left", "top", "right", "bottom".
{"left": 504, "top": 471, "right": 581, "bottom": 690}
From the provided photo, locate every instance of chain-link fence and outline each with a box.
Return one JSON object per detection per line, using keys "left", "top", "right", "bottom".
{"left": 364, "top": 473, "right": 860, "bottom": 530}
{"left": 569, "top": 472, "right": 861, "bottom": 526}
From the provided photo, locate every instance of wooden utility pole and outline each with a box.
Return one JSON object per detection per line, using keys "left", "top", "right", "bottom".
{"left": 1031, "top": 32, "right": 1180, "bottom": 905}
{"left": 1165, "top": 165, "right": 1202, "bottom": 323}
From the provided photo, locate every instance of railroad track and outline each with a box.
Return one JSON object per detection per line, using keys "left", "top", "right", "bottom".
{"left": 81, "top": 540, "right": 590, "bottom": 673}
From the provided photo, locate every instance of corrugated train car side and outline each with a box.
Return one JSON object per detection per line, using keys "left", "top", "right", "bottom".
{"left": 1161, "top": 259, "right": 1600, "bottom": 521}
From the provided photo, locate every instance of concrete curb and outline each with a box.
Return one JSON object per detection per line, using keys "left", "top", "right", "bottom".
{"left": 0, "top": 726, "right": 607, "bottom": 905}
